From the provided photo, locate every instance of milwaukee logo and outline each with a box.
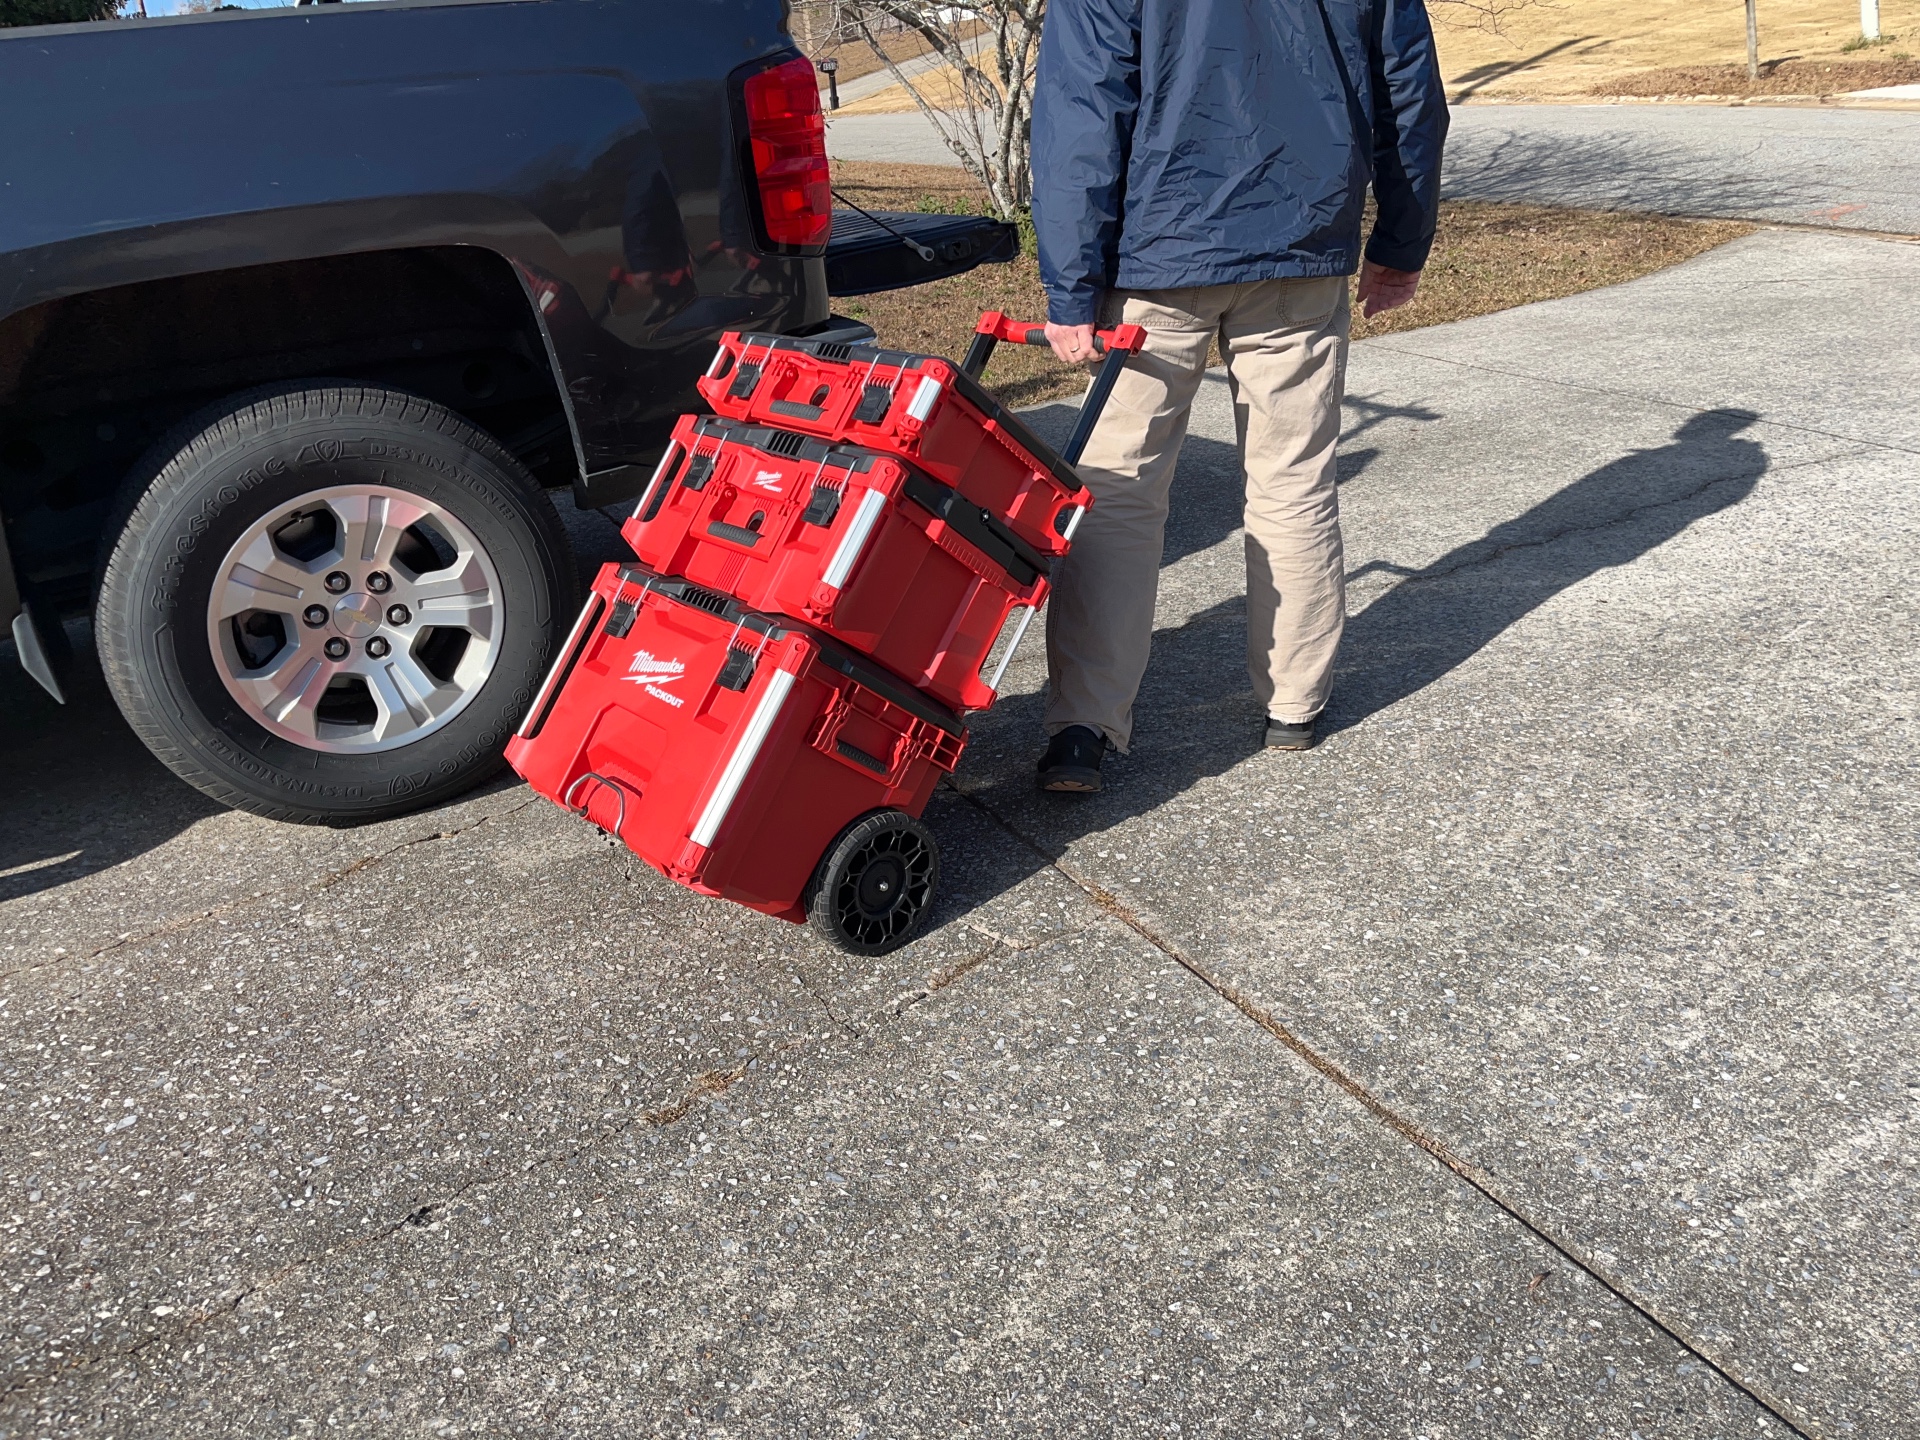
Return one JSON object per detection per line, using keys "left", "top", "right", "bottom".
{"left": 623, "top": 649, "right": 686, "bottom": 707}
{"left": 751, "top": 469, "right": 784, "bottom": 493}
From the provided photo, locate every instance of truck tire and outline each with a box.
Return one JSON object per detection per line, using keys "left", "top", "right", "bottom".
{"left": 95, "top": 382, "right": 577, "bottom": 824}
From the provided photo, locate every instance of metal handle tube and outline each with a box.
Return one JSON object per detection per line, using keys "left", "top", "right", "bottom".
{"left": 984, "top": 604, "right": 1037, "bottom": 694}
{"left": 1061, "top": 346, "right": 1131, "bottom": 467}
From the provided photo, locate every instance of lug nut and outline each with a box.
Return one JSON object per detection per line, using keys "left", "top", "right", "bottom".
{"left": 367, "top": 571, "right": 392, "bottom": 594}
{"left": 303, "top": 605, "right": 328, "bottom": 627}
{"left": 386, "top": 603, "right": 412, "bottom": 626}
{"left": 365, "top": 636, "right": 391, "bottom": 659}
{"left": 323, "top": 636, "right": 350, "bottom": 660}
{"left": 324, "top": 570, "right": 350, "bottom": 593}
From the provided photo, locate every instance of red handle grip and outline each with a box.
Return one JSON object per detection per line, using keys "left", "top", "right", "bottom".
{"left": 974, "top": 311, "right": 1147, "bottom": 356}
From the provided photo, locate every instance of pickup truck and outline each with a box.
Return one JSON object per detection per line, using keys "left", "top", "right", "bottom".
{"left": 0, "top": 0, "right": 1014, "bottom": 823}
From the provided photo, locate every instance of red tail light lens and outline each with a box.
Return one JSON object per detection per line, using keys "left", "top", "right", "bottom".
{"left": 743, "top": 55, "right": 831, "bottom": 249}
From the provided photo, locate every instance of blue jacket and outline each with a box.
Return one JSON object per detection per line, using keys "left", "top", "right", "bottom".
{"left": 1032, "top": 0, "right": 1450, "bottom": 325}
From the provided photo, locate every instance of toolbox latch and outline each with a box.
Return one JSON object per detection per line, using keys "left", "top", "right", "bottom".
{"left": 803, "top": 484, "right": 842, "bottom": 527}
{"left": 853, "top": 384, "right": 892, "bottom": 425}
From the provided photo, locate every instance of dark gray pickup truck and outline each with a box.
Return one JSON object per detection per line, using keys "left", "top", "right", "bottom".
{"left": 0, "top": 0, "right": 1012, "bottom": 822}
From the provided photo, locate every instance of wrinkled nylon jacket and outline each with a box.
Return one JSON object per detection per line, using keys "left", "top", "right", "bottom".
{"left": 1032, "top": 0, "right": 1449, "bottom": 325}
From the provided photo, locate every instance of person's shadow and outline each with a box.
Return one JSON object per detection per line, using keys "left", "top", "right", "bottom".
{"left": 931, "top": 407, "right": 1769, "bottom": 911}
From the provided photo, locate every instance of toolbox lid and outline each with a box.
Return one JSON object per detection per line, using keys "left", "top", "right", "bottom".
{"left": 686, "top": 415, "right": 885, "bottom": 476}
{"left": 729, "top": 333, "right": 1085, "bottom": 498}
{"left": 618, "top": 567, "right": 967, "bottom": 739}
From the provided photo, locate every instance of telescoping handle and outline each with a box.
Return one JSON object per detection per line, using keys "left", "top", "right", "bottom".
{"left": 959, "top": 311, "right": 1147, "bottom": 468}
{"left": 963, "top": 311, "right": 1146, "bottom": 699}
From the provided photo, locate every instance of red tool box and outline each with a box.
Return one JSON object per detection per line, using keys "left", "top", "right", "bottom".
{"left": 620, "top": 413, "right": 1051, "bottom": 712}
{"left": 696, "top": 313, "right": 1146, "bottom": 558}
{"left": 505, "top": 563, "right": 965, "bottom": 952}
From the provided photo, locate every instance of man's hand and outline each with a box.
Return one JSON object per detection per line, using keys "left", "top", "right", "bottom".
{"left": 1355, "top": 261, "right": 1422, "bottom": 319}
{"left": 1045, "top": 321, "right": 1098, "bottom": 364}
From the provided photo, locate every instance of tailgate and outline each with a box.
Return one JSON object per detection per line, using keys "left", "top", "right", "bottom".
{"left": 824, "top": 210, "right": 1018, "bottom": 297}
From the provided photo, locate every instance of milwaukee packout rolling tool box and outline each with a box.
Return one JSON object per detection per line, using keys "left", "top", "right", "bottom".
{"left": 505, "top": 566, "right": 965, "bottom": 953}
{"left": 509, "top": 314, "right": 1143, "bottom": 954}
{"left": 620, "top": 413, "right": 1051, "bottom": 712}
{"left": 696, "top": 312, "right": 1147, "bottom": 559}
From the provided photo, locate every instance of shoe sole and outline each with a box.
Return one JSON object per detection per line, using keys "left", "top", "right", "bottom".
{"left": 1038, "top": 770, "right": 1102, "bottom": 793}
{"left": 1265, "top": 737, "right": 1316, "bottom": 751}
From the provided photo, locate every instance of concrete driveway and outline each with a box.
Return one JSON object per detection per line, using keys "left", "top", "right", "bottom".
{"left": 3, "top": 227, "right": 1916, "bottom": 1437}
{"left": 827, "top": 102, "right": 1920, "bottom": 237}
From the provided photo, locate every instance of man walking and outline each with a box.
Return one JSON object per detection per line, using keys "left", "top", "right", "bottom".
{"left": 1031, "top": 0, "right": 1448, "bottom": 791}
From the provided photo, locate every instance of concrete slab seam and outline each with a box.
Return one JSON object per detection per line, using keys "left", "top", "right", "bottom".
{"left": 953, "top": 785, "right": 1826, "bottom": 1440}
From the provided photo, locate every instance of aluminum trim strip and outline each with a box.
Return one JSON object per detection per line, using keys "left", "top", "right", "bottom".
{"left": 821, "top": 486, "right": 887, "bottom": 590}
{"left": 906, "top": 374, "right": 943, "bottom": 422}
{"left": 632, "top": 442, "right": 683, "bottom": 520}
{"left": 515, "top": 594, "right": 603, "bottom": 739}
{"left": 689, "top": 666, "right": 797, "bottom": 848}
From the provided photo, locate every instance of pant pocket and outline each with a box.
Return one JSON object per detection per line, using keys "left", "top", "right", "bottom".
{"left": 1281, "top": 275, "right": 1347, "bottom": 325}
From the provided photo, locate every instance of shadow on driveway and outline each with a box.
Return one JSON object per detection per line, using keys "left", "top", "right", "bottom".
{"left": 940, "top": 408, "right": 1768, "bottom": 913}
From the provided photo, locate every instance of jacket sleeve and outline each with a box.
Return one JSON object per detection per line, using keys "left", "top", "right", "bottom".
{"left": 1365, "top": 0, "right": 1449, "bottom": 273}
{"left": 1032, "top": 0, "right": 1141, "bottom": 326}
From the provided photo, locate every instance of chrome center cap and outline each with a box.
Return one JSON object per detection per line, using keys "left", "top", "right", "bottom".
{"left": 332, "top": 592, "right": 383, "bottom": 639}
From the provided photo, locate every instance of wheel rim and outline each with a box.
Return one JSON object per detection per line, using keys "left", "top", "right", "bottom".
{"left": 830, "top": 824, "right": 936, "bottom": 948}
{"left": 206, "top": 484, "right": 503, "bottom": 754}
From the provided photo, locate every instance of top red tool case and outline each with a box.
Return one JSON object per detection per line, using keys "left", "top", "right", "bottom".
{"left": 695, "top": 312, "right": 1146, "bottom": 558}
{"left": 505, "top": 562, "right": 965, "bottom": 952}
{"left": 619, "top": 412, "right": 1051, "bottom": 712}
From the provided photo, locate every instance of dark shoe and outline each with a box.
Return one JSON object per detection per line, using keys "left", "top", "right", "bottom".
{"left": 1264, "top": 715, "right": 1318, "bottom": 750}
{"left": 1037, "top": 725, "right": 1107, "bottom": 792}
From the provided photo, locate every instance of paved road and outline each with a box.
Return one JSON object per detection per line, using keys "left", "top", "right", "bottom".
{"left": 828, "top": 102, "right": 1920, "bottom": 235}
{"left": 3, "top": 228, "right": 1916, "bottom": 1436}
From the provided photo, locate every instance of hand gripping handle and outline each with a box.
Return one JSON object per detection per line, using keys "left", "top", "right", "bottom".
{"left": 959, "top": 312, "right": 1147, "bottom": 468}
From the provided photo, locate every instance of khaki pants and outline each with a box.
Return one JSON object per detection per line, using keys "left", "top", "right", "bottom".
{"left": 1043, "top": 276, "right": 1350, "bottom": 750}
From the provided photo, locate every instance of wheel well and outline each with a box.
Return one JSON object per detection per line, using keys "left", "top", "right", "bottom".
{"left": 0, "top": 246, "right": 578, "bottom": 613}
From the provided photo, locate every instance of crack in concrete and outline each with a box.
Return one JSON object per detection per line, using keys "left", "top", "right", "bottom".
{"left": 954, "top": 788, "right": 1824, "bottom": 1440}
{"left": 0, "top": 801, "right": 538, "bottom": 983}
{"left": 1, "top": 923, "right": 1029, "bottom": 1402}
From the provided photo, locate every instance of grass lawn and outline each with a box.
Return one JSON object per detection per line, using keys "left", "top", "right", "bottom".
{"left": 831, "top": 162, "right": 1754, "bottom": 407}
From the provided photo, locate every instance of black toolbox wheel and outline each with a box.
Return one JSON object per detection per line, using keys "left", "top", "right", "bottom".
{"left": 94, "top": 381, "right": 576, "bottom": 824}
{"left": 807, "top": 810, "right": 940, "bottom": 955}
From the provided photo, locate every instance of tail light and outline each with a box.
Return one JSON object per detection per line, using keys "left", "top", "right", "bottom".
{"left": 743, "top": 55, "right": 831, "bottom": 249}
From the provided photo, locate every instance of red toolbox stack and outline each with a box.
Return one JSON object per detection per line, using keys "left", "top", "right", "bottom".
{"left": 620, "top": 413, "right": 1051, "bottom": 712}
{"left": 507, "top": 314, "right": 1143, "bottom": 953}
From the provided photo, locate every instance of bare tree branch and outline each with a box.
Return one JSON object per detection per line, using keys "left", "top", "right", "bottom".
{"left": 835, "top": 0, "right": 1042, "bottom": 219}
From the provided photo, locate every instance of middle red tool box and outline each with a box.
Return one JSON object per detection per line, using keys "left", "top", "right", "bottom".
{"left": 505, "top": 564, "right": 965, "bottom": 951}
{"left": 620, "top": 412, "right": 1051, "bottom": 712}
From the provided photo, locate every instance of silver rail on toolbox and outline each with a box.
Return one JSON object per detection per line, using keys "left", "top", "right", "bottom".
{"left": 689, "top": 666, "right": 796, "bottom": 848}
{"left": 984, "top": 606, "right": 1036, "bottom": 694}
{"left": 821, "top": 487, "right": 887, "bottom": 590}
{"left": 516, "top": 593, "right": 604, "bottom": 739}
{"left": 979, "top": 502, "right": 1082, "bottom": 693}
{"left": 631, "top": 441, "right": 684, "bottom": 520}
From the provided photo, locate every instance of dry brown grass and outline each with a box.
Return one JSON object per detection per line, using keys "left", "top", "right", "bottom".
{"left": 1591, "top": 56, "right": 1920, "bottom": 97}
{"left": 831, "top": 162, "right": 1753, "bottom": 405}
{"left": 838, "top": 1, "right": 1920, "bottom": 110}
